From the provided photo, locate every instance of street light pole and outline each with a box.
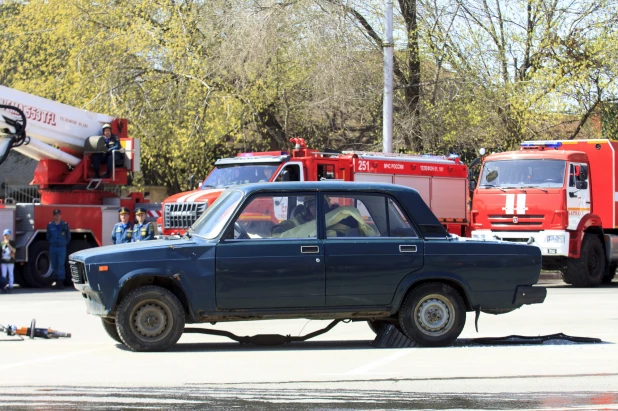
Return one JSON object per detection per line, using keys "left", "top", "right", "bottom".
{"left": 383, "top": 0, "right": 394, "bottom": 154}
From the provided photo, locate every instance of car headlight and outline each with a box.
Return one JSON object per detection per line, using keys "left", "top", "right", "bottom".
{"left": 546, "top": 235, "right": 565, "bottom": 244}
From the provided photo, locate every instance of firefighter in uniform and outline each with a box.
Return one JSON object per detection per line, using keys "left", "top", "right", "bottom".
{"left": 46, "top": 209, "right": 70, "bottom": 289}
{"left": 132, "top": 207, "right": 155, "bottom": 242}
{"left": 111, "top": 207, "right": 134, "bottom": 244}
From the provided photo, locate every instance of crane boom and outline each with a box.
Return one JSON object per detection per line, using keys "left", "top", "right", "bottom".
{"left": 0, "top": 85, "right": 114, "bottom": 157}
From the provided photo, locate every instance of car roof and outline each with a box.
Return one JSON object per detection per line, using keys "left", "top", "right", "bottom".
{"left": 231, "top": 181, "right": 419, "bottom": 195}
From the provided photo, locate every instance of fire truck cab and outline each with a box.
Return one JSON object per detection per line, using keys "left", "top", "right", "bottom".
{"left": 160, "top": 138, "right": 470, "bottom": 237}
{"left": 471, "top": 139, "right": 618, "bottom": 286}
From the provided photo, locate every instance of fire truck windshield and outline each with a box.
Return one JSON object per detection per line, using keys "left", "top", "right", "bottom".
{"left": 480, "top": 159, "right": 566, "bottom": 188}
{"left": 200, "top": 165, "right": 280, "bottom": 189}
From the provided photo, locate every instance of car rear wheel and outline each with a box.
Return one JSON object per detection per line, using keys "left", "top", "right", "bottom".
{"left": 367, "top": 320, "right": 397, "bottom": 335}
{"left": 116, "top": 286, "right": 185, "bottom": 352}
{"left": 398, "top": 283, "right": 466, "bottom": 347}
{"left": 101, "top": 318, "right": 122, "bottom": 343}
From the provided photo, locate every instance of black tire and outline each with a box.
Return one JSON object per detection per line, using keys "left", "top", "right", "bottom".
{"left": 603, "top": 264, "right": 616, "bottom": 284}
{"left": 367, "top": 320, "right": 394, "bottom": 335}
{"left": 564, "top": 234, "right": 605, "bottom": 287}
{"left": 13, "top": 264, "right": 31, "bottom": 288}
{"left": 23, "top": 241, "right": 54, "bottom": 288}
{"left": 64, "top": 239, "right": 96, "bottom": 286}
{"left": 398, "top": 283, "right": 466, "bottom": 347}
{"left": 116, "top": 286, "right": 185, "bottom": 352}
{"left": 102, "top": 318, "right": 123, "bottom": 343}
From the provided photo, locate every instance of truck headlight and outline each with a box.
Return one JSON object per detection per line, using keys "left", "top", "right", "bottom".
{"left": 546, "top": 235, "right": 565, "bottom": 244}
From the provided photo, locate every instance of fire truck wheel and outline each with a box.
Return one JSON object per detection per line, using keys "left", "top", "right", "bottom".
{"left": 101, "top": 318, "right": 122, "bottom": 344}
{"left": 116, "top": 285, "right": 185, "bottom": 352}
{"left": 23, "top": 241, "right": 54, "bottom": 288}
{"left": 603, "top": 264, "right": 616, "bottom": 284}
{"left": 565, "top": 234, "right": 605, "bottom": 287}
{"left": 13, "top": 264, "right": 34, "bottom": 288}
{"left": 398, "top": 283, "right": 466, "bottom": 347}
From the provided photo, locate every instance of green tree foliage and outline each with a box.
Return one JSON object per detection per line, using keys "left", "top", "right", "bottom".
{"left": 1, "top": 0, "right": 616, "bottom": 194}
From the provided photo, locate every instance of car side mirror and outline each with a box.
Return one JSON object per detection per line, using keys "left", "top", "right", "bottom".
{"left": 469, "top": 180, "right": 477, "bottom": 191}
{"left": 576, "top": 180, "right": 588, "bottom": 190}
{"left": 280, "top": 170, "right": 291, "bottom": 181}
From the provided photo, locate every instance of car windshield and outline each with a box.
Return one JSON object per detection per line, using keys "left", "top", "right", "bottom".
{"left": 191, "top": 189, "right": 244, "bottom": 239}
{"left": 200, "top": 165, "right": 280, "bottom": 189}
{"left": 480, "top": 159, "right": 566, "bottom": 188}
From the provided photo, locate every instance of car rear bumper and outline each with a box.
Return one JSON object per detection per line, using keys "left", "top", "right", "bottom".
{"left": 513, "top": 285, "right": 547, "bottom": 305}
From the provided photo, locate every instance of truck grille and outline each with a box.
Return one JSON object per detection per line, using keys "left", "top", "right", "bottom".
{"left": 69, "top": 261, "right": 87, "bottom": 284}
{"left": 487, "top": 214, "right": 544, "bottom": 227}
{"left": 493, "top": 236, "right": 532, "bottom": 243}
{"left": 164, "top": 202, "right": 208, "bottom": 230}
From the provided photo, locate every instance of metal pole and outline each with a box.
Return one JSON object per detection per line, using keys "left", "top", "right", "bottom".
{"left": 383, "top": 0, "right": 394, "bottom": 154}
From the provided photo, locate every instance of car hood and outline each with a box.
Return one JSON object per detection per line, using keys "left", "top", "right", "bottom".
{"left": 69, "top": 237, "right": 207, "bottom": 263}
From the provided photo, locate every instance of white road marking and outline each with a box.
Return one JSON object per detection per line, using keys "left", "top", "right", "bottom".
{"left": 340, "top": 350, "right": 410, "bottom": 376}
{"left": 0, "top": 347, "right": 111, "bottom": 371}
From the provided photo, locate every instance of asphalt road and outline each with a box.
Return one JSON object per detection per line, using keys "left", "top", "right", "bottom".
{"left": 0, "top": 276, "right": 616, "bottom": 410}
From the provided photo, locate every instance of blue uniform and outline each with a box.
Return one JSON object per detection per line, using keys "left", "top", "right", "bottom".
{"left": 132, "top": 222, "right": 154, "bottom": 242}
{"left": 105, "top": 135, "right": 121, "bottom": 152}
{"left": 46, "top": 221, "right": 70, "bottom": 281}
{"left": 111, "top": 222, "right": 134, "bottom": 244}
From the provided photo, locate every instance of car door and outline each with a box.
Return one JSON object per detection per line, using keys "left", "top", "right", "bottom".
{"left": 215, "top": 193, "right": 325, "bottom": 309}
{"left": 322, "top": 194, "right": 424, "bottom": 306}
{"left": 567, "top": 162, "right": 591, "bottom": 230}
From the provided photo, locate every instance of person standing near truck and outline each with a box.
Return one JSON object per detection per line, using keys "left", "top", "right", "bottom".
{"left": 46, "top": 209, "right": 70, "bottom": 289}
{"left": 111, "top": 207, "right": 134, "bottom": 244}
{"left": 1, "top": 229, "right": 16, "bottom": 293}
{"left": 132, "top": 207, "right": 155, "bottom": 242}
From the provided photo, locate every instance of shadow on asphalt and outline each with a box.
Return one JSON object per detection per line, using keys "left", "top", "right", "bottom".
{"left": 110, "top": 335, "right": 610, "bottom": 353}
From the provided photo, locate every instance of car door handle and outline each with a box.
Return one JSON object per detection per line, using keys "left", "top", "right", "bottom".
{"left": 399, "top": 245, "right": 417, "bottom": 253}
{"left": 301, "top": 246, "right": 320, "bottom": 254}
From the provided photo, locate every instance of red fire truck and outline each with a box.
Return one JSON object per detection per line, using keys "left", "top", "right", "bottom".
{"left": 159, "top": 137, "right": 470, "bottom": 237}
{"left": 0, "top": 86, "right": 158, "bottom": 288}
{"left": 470, "top": 139, "right": 618, "bottom": 286}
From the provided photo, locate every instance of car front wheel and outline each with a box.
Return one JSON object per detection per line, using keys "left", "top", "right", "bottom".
{"left": 398, "top": 283, "right": 466, "bottom": 347}
{"left": 116, "top": 285, "right": 185, "bottom": 352}
{"left": 101, "top": 318, "right": 122, "bottom": 343}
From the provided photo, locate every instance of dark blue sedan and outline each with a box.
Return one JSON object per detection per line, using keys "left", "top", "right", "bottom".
{"left": 69, "top": 182, "right": 546, "bottom": 351}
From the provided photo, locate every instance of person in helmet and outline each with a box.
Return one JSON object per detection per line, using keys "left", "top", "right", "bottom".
{"left": 111, "top": 207, "right": 134, "bottom": 244}
{"left": 1, "top": 228, "right": 16, "bottom": 293}
{"left": 132, "top": 207, "right": 155, "bottom": 242}
{"left": 92, "top": 124, "right": 124, "bottom": 179}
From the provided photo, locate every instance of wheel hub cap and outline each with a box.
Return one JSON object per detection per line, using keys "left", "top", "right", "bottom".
{"left": 414, "top": 294, "right": 455, "bottom": 337}
{"left": 134, "top": 303, "right": 167, "bottom": 338}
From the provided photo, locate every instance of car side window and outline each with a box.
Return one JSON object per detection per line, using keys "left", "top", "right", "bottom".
{"left": 388, "top": 198, "right": 417, "bottom": 238}
{"left": 324, "top": 194, "right": 383, "bottom": 238}
{"left": 233, "top": 194, "right": 318, "bottom": 239}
